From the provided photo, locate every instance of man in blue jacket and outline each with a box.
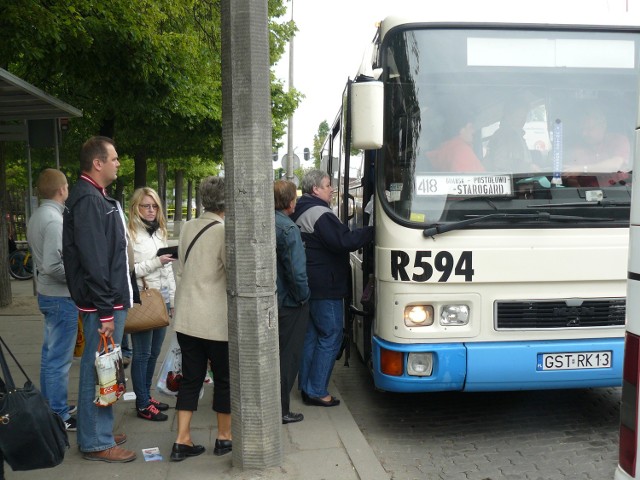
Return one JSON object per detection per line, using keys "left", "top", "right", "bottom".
{"left": 274, "top": 180, "right": 310, "bottom": 424}
{"left": 291, "top": 170, "right": 374, "bottom": 407}
{"left": 63, "top": 136, "right": 135, "bottom": 463}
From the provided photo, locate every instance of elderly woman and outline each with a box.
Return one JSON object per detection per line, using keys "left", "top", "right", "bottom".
{"left": 127, "top": 187, "right": 176, "bottom": 421}
{"left": 170, "top": 176, "right": 231, "bottom": 462}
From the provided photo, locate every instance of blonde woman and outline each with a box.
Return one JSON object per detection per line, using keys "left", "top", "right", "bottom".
{"left": 127, "top": 187, "right": 176, "bottom": 421}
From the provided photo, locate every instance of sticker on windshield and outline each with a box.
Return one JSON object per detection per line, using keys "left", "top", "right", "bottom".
{"left": 415, "top": 174, "right": 513, "bottom": 197}
{"left": 388, "top": 183, "right": 403, "bottom": 201}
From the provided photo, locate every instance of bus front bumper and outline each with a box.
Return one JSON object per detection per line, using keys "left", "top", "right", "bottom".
{"left": 371, "top": 336, "right": 623, "bottom": 393}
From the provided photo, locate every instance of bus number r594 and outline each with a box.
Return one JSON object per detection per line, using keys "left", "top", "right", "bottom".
{"left": 390, "top": 250, "right": 474, "bottom": 282}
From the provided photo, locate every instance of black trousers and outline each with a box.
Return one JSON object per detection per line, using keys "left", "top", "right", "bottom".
{"left": 279, "top": 303, "right": 309, "bottom": 414}
{"left": 175, "top": 332, "right": 230, "bottom": 414}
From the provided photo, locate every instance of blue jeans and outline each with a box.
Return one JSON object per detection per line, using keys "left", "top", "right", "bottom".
{"left": 298, "top": 299, "right": 343, "bottom": 398}
{"left": 121, "top": 334, "right": 132, "bottom": 359}
{"left": 131, "top": 322, "right": 167, "bottom": 410}
{"left": 77, "top": 310, "right": 126, "bottom": 453}
{"left": 38, "top": 295, "right": 78, "bottom": 421}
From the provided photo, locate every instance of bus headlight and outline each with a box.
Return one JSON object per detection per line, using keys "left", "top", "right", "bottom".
{"left": 440, "top": 305, "right": 469, "bottom": 326}
{"left": 404, "top": 305, "right": 434, "bottom": 327}
{"left": 407, "top": 353, "right": 433, "bottom": 376}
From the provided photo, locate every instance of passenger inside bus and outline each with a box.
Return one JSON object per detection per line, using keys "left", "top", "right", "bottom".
{"left": 563, "top": 104, "right": 630, "bottom": 186}
{"left": 484, "top": 99, "right": 539, "bottom": 174}
{"left": 565, "top": 105, "right": 630, "bottom": 173}
{"left": 427, "top": 111, "right": 485, "bottom": 172}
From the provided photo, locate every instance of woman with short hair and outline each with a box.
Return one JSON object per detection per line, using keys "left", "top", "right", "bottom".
{"left": 170, "top": 176, "right": 231, "bottom": 461}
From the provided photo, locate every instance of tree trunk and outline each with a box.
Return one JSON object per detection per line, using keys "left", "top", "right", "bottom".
{"left": 186, "top": 180, "right": 193, "bottom": 220}
{"left": 157, "top": 160, "right": 167, "bottom": 209}
{"left": 174, "top": 170, "right": 184, "bottom": 223}
{"left": 195, "top": 181, "right": 201, "bottom": 218}
{"left": 221, "top": 0, "right": 281, "bottom": 469}
{"left": 99, "top": 118, "right": 115, "bottom": 139}
{"left": 113, "top": 177, "right": 125, "bottom": 207}
{"left": 134, "top": 150, "right": 147, "bottom": 189}
{"left": 0, "top": 142, "right": 12, "bottom": 307}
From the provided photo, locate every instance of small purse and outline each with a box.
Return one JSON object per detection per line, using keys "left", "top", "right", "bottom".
{"left": 0, "top": 336, "right": 69, "bottom": 471}
{"left": 124, "top": 277, "right": 170, "bottom": 334}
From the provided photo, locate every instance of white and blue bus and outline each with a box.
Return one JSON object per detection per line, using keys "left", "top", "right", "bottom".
{"left": 322, "top": 11, "right": 640, "bottom": 393}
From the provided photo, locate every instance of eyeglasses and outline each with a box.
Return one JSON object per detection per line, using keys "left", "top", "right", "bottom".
{"left": 139, "top": 204, "right": 159, "bottom": 211}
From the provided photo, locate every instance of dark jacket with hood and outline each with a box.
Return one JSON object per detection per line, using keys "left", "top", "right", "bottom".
{"left": 63, "top": 174, "right": 132, "bottom": 322}
{"left": 290, "top": 193, "right": 374, "bottom": 299}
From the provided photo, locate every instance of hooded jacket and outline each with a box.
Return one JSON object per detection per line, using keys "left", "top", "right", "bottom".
{"left": 290, "top": 194, "right": 374, "bottom": 299}
{"left": 62, "top": 174, "right": 132, "bottom": 322}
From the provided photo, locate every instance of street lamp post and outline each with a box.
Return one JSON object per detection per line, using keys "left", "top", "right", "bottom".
{"left": 286, "top": 1, "right": 295, "bottom": 181}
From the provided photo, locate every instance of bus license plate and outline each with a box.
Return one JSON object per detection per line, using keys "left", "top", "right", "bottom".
{"left": 536, "top": 351, "right": 612, "bottom": 371}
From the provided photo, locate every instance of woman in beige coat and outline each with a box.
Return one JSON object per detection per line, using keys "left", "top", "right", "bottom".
{"left": 170, "top": 176, "right": 231, "bottom": 462}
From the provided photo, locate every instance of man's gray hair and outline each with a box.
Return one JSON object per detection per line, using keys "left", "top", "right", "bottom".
{"left": 200, "top": 176, "right": 225, "bottom": 213}
{"left": 301, "top": 169, "right": 329, "bottom": 195}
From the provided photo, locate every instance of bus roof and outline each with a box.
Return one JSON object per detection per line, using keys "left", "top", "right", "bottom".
{"left": 380, "top": 12, "right": 640, "bottom": 40}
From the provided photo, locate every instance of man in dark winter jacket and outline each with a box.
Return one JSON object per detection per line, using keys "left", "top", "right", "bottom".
{"left": 291, "top": 169, "right": 374, "bottom": 407}
{"left": 63, "top": 136, "right": 135, "bottom": 463}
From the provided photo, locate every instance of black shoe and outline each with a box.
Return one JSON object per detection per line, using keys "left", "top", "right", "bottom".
{"left": 170, "top": 443, "right": 205, "bottom": 462}
{"left": 137, "top": 404, "right": 168, "bottom": 421}
{"left": 306, "top": 395, "right": 340, "bottom": 407}
{"left": 214, "top": 439, "right": 232, "bottom": 456}
{"left": 282, "top": 411, "right": 304, "bottom": 424}
{"left": 64, "top": 417, "right": 77, "bottom": 431}
{"left": 301, "top": 391, "right": 311, "bottom": 405}
{"left": 149, "top": 397, "right": 170, "bottom": 411}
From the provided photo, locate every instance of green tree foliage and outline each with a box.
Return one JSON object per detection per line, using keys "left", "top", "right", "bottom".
{"left": 0, "top": 0, "right": 300, "bottom": 190}
{"left": 312, "top": 120, "right": 329, "bottom": 169}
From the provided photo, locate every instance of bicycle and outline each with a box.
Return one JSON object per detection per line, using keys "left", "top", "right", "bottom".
{"left": 8, "top": 248, "right": 33, "bottom": 280}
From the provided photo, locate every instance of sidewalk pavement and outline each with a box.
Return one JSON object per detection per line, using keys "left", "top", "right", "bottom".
{"left": 0, "top": 279, "right": 389, "bottom": 480}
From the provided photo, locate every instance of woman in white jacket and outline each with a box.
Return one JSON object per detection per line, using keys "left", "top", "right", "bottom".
{"left": 127, "top": 187, "right": 176, "bottom": 421}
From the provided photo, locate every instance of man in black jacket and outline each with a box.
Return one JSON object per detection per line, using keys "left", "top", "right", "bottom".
{"left": 291, "top": 169, "right": 374, "bottom": 407}
{"left": 63, "top": 136, "right": 135, "bottom": 463}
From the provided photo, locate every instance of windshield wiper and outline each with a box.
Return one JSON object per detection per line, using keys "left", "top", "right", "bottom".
{"left": 528, "top": 200, "right": 631, "bottom": 208}
{"left": 423, "top": 212, "right": 613, "bottom": 237}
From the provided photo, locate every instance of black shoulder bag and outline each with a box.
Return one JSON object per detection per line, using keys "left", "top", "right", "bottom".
{"left": 184, "top": 221, "right": 220, "bottom": 263}
{"left": 0, "top": 336, "right": 69, "bottom": 471}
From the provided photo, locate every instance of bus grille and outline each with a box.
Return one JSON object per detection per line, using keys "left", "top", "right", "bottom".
{"left": 496, "top": 299, "right": 625, "bottom": 329}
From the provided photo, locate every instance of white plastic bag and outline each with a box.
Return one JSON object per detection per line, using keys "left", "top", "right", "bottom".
{"left": 156, "top": 332, "right": 181, "bottom": 396}
{"left": 156, "top": 332, "right": 207, "bottom": 399}
{"left": 94, "top": 334, "right": 126, "bottom": 406}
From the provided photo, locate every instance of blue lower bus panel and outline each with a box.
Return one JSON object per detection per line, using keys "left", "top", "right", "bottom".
{"left": 371, "top": 336, "right": 623, "bottom": 393}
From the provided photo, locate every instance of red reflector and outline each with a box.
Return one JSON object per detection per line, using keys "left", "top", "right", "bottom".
{"left": 380, "top": 349, "right": 403, "bottom": 376}
{"left": 619, "top": 333, "right": 640, "bottom": 477}
{"left": 620, "top": 424, "right": 637, "bottom": 477}
{"left": 624, "top": 333, "right": 640, "bottom": 385}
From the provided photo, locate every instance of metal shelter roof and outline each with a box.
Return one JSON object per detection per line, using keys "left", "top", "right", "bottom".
{"left": 0, "top": 68, "right": 83, "bottom": 216}
{"left": 0, "top": 67, "right": 82, "bottom": 122}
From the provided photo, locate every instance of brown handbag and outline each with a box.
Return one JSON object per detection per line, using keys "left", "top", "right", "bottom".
{"left": 124, "top": 277, "right": 170, "bottom": 333}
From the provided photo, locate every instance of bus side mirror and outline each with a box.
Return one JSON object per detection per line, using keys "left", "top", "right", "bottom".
{"left": 351, "top": 81, "right": 383, "bottom": 150}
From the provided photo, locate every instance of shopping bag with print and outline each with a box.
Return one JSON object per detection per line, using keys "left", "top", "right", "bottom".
{"left": 94, "top": 334, "right": 126, "bottom": 407}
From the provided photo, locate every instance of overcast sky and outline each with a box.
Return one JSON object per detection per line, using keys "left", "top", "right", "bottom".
{"left": 272, "top": 0, "right": 637, "bottom": 167}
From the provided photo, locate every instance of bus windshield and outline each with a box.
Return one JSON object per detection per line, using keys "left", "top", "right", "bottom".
{"left": 380, "top": 27, "right": 639, "bottom": 228}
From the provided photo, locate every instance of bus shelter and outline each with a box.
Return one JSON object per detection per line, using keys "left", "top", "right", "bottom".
{"left": 0, "top": 67, "right": 82, "bottom": 218}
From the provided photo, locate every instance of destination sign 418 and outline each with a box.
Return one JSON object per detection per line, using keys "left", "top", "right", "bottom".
{"left": 415, "top": 174, "right": 513, "bottom": 197}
